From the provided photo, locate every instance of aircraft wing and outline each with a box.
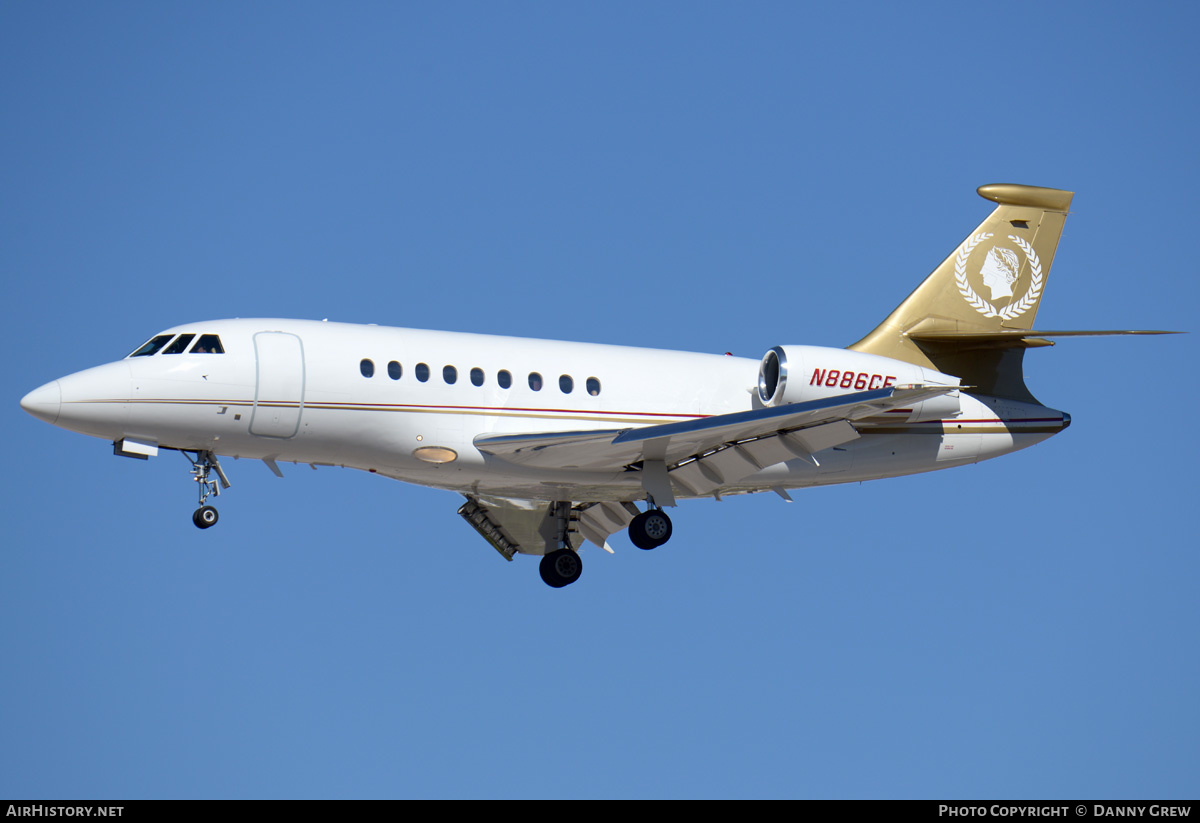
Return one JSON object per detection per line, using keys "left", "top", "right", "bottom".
{"left": 475, "top": 385, "right": 957, "bottom": 500}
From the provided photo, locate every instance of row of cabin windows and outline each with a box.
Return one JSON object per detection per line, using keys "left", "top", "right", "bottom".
{"left": 360, "top": 359, "right": 601, "bottom": 396}
{"left": 129, "top": 333, "right": 225, "bottom": 357}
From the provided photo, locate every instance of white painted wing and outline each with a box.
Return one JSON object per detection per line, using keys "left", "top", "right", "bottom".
{"left": 469, "top": 385, "right": 957, "bottom": 550}
{"left": 474, "top": 385, "right": 954, "bottom": 472}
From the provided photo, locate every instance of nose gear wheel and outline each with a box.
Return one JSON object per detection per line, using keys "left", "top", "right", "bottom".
{"left": 192, "top": 505, "right": 219, "bottom": 529}
{"left": 182, "top": 450, "right": 230, "bottom": 529}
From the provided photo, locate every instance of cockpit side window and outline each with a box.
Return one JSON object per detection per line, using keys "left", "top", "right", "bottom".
{"left": 190, "top": 334, "right": 224, "bottom": 354}
{"left": 129, "top": 335, "right": 175, "bottom": 357}
{"left": 163, "top": 334, "right": 196, "bottom": 354}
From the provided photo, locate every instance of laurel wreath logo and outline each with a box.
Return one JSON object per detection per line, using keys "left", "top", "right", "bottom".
{"left": 953, "top": 231, "right": 1044, "bottom": 319}
{"left": 954, "top": 231, "right": 996, "bottom": 316}
{"left": 1001, "top": 234, "right": 1043, "bottom": 319}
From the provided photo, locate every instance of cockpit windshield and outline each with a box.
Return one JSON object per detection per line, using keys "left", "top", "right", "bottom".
{"left": 129, "top": 335, "right": 175, "bottom": 357}
{"left": 191, "top": 334, "right": 224, "bottom": 354}
{"left": 128, "top": 333, "right": 224, "bottom": 357}
{"left": 162, "top": 334, "right": 196, "bottom": 354}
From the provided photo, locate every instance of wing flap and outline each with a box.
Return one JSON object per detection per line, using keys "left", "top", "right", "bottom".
{"left": 668, "top": 459, "right": 720, "bottom": 495}
{"left": 670, "top": 422, "right": 863, "bottom": 493}
{"left": 459, "top": 495, "right": 636, "bottom": 556}
{"left": 789, "top": 419, "right": 861, "bottom": 453}
{"left": 458, "top": 495, "right": 583, "bottom": 558}
{"left": 737, "top": 433, "right": 811, "bottom": 469}
{"left": 699, "top": 441, "right": 764, "bottom": 480}
{"left": 576, "top": 501, "right": 640, "bottom": 552}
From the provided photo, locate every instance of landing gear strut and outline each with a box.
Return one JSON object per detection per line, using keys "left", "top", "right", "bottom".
{"left": 183, "top": 449, "right": 230, "bottom": 530}
{"left": 539, "top": 501, "right": 583, "bottom": 588}
{"left": 629, "top": 507, "right": 672, "bottom": 550}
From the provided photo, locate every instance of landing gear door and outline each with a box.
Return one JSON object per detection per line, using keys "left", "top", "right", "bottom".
{"left": 250, "top": 331, "right": 305, "bottom": 438}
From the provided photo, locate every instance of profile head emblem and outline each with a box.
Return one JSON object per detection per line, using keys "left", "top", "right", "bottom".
{"left": 954, "top": 231, "right": 1044, "bottom": 319}
{"left": 979, "top": 246, "right": 1021, "bottom": 300}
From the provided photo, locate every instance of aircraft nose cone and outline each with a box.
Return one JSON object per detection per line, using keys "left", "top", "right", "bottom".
{"left": 20, "top": 380, "right": 61, "bottom": 425}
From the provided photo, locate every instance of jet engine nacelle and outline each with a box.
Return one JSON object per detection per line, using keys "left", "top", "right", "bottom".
{"left": 757, "top": 345, "right": 962, "bottom": 422}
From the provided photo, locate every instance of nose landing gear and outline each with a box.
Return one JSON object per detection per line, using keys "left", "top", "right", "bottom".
{"left": 192, "top": 505, "right": 219, "bottom": 529}
{"left": 183, "top": 450, "right": 230, "bottom": 529}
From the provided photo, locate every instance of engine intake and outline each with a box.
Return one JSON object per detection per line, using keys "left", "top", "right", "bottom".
{"left": 757, "top": 345, "right": 962, "bottom": 423}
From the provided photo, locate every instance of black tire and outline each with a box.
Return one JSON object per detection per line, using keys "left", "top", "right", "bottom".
{"left": 539, "top": 549, "right": 583, "bottom": 588}
{"left": 193, "top": 506, "right": 219, "bottom": 529}
{"left": 629, "top": 510, "right": 672, "bottom": 550}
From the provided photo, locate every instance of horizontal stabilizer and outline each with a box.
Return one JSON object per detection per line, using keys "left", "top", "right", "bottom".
{"left": 850, "top": 183, "right": 1181, "bottom": 401}
{"left": 908, "top": 329, "right": 1180, "bottom": 341}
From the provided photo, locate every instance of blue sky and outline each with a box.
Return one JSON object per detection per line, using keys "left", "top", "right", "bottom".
{"left": 2, "top": 1, "right": 1197, "bottom": 799}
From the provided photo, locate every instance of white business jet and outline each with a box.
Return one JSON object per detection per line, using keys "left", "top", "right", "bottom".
{"left": 20, "top": 184, "right": 1172, "bottom": 587}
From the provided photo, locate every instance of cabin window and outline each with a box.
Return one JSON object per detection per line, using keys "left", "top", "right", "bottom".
{"left": 587, "top": 377, "right": 601, "bottom": 396}
{"left": 498, "top": 370, "right": 512, "bottom": 389}
{"left": 129, "top": 335, "right": 174, "bottom": 357}
{"left": 528, "top": 372, "right": 543, "bottom": 391}
{"left": 360, "top": 359, "right": 375, "bottom": 378}
{"left": 559, "top": 375, "right": 573, "bottom": 394}
{"left": 191, "top": 334, "right": 224, "bottom": 354}
{"left": 443, "top": 365, "right": 457, "bottom": 384}
{"left": 163, "top": 334, "right": 196, "bottom": 354}
{"left": 470, "top": 367, "right": 484, "bottom": 387}
{"left": 416, "top": 363, "right": 430, "bottom": 382}
{"left": 388, "top": 361, "right": 402, "bottom": 380}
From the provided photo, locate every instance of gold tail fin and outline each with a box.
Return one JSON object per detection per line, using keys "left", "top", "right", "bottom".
{"left": 848, "top": 184, "right": 1074, "bottom": 402}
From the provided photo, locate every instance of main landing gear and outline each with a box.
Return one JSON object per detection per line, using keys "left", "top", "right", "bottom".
{"left": 540, "top": 549, "right": 583, "bottom": 588}
{"left": 183, "top": 449, "right": 230, "bottom": 530}
{"left": 538, "top": 501, "right": 584, "bottom": 588}
{"left": 539, "top": 503, "right": 673, "bottom": 587}
{"left": 628, "top": 507, "right": 673, "bottom": 551}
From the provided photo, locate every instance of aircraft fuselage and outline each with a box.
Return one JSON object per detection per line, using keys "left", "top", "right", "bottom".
{"left": 22, "top": 317, "right": 1068, "bottom": 503}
